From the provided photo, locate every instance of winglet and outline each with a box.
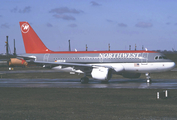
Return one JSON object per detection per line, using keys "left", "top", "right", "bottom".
{"left": 19, "top": 22, "right": 52, "bottom": 53}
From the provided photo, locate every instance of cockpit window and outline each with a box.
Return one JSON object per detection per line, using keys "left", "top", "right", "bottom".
{"left": 159, "top": 56, "right": 163, "bottom": 59}
{"left": 162, "top": 56, "right": 167, "bottom": 59}
{"left": 154, "top": 55, "right": 168, "bottom": 60}
{"left": 155, "top": 56, "right": 158, "bottom": 60}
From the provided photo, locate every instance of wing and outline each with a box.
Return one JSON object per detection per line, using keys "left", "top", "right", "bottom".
{"left": 33, "top": 61, "right": 115, "bottom": 73}
{"left": 34, "top": 61, "right": 93, "bottom": 68}
{"left": 34, "top": 61, "right": 113, "bottom": 68}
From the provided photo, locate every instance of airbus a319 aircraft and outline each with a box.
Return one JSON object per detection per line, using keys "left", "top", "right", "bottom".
{"left": 13, "top": 21, "right": 175, "bottom": 83}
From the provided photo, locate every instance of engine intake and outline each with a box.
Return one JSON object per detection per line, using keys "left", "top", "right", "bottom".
{"left": 91, "top": 67, "right": 112, "bottom": 81}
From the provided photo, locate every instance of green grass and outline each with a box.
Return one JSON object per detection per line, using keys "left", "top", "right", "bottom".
{"left": 0, "top": 88, "right": 177, "bottom": 120}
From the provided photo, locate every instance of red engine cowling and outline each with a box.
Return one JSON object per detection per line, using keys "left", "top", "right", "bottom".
{"left": 91, "top": 67, "right": 112, "bottom": 81}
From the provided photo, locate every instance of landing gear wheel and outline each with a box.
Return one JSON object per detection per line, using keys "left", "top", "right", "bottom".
{"left": 145, "top": 73, "right": 152, "bottom": 83}
{"left": 147, "top": 78, "right": 151, "bottom": 83}
{"left": 80, "top": 77, "right": 89, "bottom": 84}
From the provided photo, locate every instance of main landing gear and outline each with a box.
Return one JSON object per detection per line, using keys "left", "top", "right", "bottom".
{"left": 80, "top": 77, "right": 89, "bottom": 84}
{"left": 145, "top": 73, "right": 151, "bottom": 83}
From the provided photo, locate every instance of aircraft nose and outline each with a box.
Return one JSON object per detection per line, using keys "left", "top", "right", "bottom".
{"left": 172, "top": 62, "right": 176, "bottom": 69}
{"left": 169, "top": 62, "right": 176, "bottom": 70}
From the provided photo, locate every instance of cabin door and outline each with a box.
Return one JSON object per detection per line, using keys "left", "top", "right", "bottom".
{"left": 141, "top": 53, "right": 148, "bottom": 65}
{"left": 43, "top": 54, "right": 50, "bottom": 62}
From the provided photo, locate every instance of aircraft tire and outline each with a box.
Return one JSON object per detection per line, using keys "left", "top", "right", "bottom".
{"left": 147, "top": 78, "right": 151, "bottom": 83}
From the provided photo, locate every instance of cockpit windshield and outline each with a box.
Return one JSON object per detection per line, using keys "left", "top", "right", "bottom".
{"left": 155, "top": 56, "right": 167, "bottom": 60}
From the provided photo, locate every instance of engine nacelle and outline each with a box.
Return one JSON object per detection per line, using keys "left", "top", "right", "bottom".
{"left": 91, "top": 67, "right": 112, "bottom": 80}
{"left": 9, "top": 58, "right": 28, "bottom": 66}
{"left": 122, "top": 73, "right": 141, "bottom": 78}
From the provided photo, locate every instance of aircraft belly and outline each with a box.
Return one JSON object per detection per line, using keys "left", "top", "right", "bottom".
{"left": 123, "top": 62, "right": 175, "bottom": 73}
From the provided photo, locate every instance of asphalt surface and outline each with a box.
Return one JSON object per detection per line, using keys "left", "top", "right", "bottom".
{"left": 0, "top": 78, "right": 177, "bottom": 89}
{"left": 0, "top": 68, "right": 175, "bottom": 74}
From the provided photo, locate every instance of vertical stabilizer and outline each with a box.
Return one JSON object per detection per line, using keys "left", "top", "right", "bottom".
{"left": 19, "top": 22, "right": 52, "bottom": 53}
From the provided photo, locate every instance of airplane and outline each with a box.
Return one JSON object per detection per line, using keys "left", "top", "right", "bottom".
{"left": 10, "top": 21, "right": 175, "bottom": 83}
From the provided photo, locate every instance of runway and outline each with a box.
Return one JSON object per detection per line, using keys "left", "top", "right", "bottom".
{"left": 0, "top": 78, "right": 177, "bottom": 89}
{"left": 0, "top": 68, "right": 176, "bottom": 74}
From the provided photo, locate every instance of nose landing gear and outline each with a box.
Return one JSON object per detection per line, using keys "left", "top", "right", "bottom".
{"left": 145, "top": 73, "right": 151, "bottom": 83}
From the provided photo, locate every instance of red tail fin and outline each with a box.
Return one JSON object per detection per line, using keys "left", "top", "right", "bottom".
{"left": 19, "top": 22, "right": 52, "bottom": 53}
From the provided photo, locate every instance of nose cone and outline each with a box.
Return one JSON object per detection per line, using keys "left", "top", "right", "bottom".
{"left": 168, "top": 62, "right": 176, "bottom": 70}
{"left": 172, "top": 62, "right": 176, "bottom": 69}
{"left": 160, "top": 62, "right": 176, "bottom": 72}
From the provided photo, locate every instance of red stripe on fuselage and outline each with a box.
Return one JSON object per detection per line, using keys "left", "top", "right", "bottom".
{"left": 30, "top": 50, "right": 157, "bottom": 54}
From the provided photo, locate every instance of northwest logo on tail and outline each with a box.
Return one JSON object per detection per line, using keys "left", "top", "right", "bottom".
{"left": 19, "top": 21, "right": 52, "bottom": 53}
{"left": 21, "top": 23, "right": 30, "bottom": 33}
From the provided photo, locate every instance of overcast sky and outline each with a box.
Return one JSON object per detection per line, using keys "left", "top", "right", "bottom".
{"left": 0, "top": 0, "right": 177, "bottom": 54}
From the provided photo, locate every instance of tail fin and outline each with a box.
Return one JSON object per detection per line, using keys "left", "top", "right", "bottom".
{"left": 19, "top": 22, "right": 52, "bottom": 53}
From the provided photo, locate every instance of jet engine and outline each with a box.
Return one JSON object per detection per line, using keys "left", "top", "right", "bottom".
{"left": 122, "top": 73, "right": 141, "bottom": 78}
{"left": 91, "top": 67, "right": 112, "bottom": 80}
{"left": 8, "top": 58, "right": 28, "bottom": 66}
